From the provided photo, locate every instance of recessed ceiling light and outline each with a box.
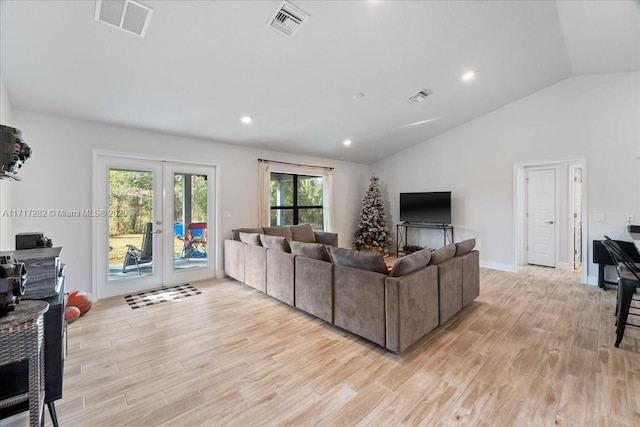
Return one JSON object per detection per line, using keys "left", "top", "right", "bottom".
{"left": 343, "top": 139, "right": 352, "bottom": 146}
{"left": 240, "top": 116, "right": 252, "bottom": 124}
{"left": 462, "top": 71, "right": 475, "bottom": 81}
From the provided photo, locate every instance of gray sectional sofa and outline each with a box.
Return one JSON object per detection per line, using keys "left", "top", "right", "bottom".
{"left": 224, "top": 224, "right": 479, "bottom": 353}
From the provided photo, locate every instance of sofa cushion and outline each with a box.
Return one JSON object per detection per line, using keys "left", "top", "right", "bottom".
{"left": 259, "top": 234, "right": 291, "bottom": 252}
{"left": 232, "top": 228, "right": 263, "bottom": 241}
{"left": 290, "top": 223, "right": 316, "bottom": 243}
{"left": 389, "top": 247, "right": 432, "bottom": 277}
{"left": 314, "top": 231, "right": 338, "bottom": 247}
{"left": 455, "top": 238, "right": 476, "bottom": 256}
{"left": 239, "top": 232, "right": 262, "bottom": 246}
{"left": 290, "top": 241, "right": 331, "bottom": 262}
{"left": 262, "top": 226, "right": 293, "bottom": 241}
{"left": 429, "top": 243, "right": 456, "bottom": 265}
{"left": 329, "top": 247, "right": 388, "bottom": 274}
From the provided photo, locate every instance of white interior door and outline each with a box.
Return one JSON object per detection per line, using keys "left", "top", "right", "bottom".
{"left": 95, "top": 154, "right": 216, "bottom": 299}
{"left": 527, "top": 168, "right": 557, "bottom": 267}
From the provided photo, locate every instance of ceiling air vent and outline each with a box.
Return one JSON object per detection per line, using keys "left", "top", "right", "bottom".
{"left": 267, "top": 1, "right": 309, "bottom": 38}
{"left": 94, "top": 0, "right": 153, "bottom": 38}
{"left": 408, "top": 89, "right": 432, "bottom": 104}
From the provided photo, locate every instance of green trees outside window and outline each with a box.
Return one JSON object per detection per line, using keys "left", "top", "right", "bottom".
{"left": 270, "top": 173, "right": 323, "bottom": 230}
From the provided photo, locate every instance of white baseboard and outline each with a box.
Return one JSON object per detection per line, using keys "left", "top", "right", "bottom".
{"left": 557, "top": 262, "right": 572, "bottom": 270}
{"left": 480, "top": 261, "right": 516, "bottom": 272}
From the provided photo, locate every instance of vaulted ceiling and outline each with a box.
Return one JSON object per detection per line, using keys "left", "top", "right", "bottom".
{"left": 1, "top": 1, "right": 638, "bottom": 164}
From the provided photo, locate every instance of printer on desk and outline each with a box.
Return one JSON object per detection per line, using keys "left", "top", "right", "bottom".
{"left": 16, "top": 232, "right": 53, "bottom": 250}
{"left": 13, "top": 233, "right": 64, "bottom": 299}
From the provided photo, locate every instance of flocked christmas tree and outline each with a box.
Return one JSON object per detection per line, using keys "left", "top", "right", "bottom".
{"left": 354, "top": 176, "right": 391, "bottom": 251}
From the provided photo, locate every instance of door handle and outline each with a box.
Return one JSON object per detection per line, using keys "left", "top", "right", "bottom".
{"left": 545, "top": 221, "right": 555, "bottom": 225}
{"left": 151, "top": 229, "right": 162, "bottom": 234}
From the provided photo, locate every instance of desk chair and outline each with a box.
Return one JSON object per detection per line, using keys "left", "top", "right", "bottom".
{"left": 601, "top": 237, "right": 640, "bottom": 347}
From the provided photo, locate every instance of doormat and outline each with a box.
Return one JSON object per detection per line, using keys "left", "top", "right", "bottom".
{"left": 124, "top": 284, "right": 201, "bottom": 309}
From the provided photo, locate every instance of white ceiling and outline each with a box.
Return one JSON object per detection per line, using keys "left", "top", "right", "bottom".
{"left": 1, "top": 0, "right": 638, "bottom": 164}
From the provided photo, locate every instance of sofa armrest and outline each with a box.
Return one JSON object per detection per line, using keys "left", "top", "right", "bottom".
{"left": 385, "top": 265, "right": 439, "bottom": 353}
{"left": 266, "top": 249, "right": 295, "bottom": 305}
{"left": 437, "top": 256, "right": 463, "bottom": 325}
{"left": 295, "top": 257, "right": 333, "bottom": 323}
{"left": 224, "top": 239, "right": 245, "bottom": 282}
{"left": 244, "top": 244, "right": 267, "bottom": 292}
{"left": 314, "top": 231, "right": 338, "bottom": 247}
{"left": 333, "top": 265, "right": 387, "bottom": 346}
{"left": 461, "top": 250, "right": 480, "bottom": 306}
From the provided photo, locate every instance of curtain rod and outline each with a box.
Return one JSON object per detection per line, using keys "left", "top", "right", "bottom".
{"left": 258, "top": 158, "right": 334, "bottom": 170}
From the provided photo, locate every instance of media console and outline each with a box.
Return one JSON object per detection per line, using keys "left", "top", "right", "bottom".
{"left": 396, "top": 223, "right": 454, "bottom": 257}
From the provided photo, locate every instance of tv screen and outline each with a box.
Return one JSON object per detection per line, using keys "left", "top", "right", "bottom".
{"left": 400, "top": 192, "right": 451, "bottom": 224}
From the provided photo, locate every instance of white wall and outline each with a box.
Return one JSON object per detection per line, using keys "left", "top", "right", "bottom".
{"left": 372, "top": 72, "right": 640, "bottom": 283}
{"left": 10, "top": 111, "right": 371, "bottom": 295}
{"left": 0, "top": 77, "right": 14, "bottom": 248}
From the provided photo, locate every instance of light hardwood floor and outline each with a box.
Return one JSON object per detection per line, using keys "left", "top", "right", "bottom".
{"left": 11, "top": 266, "right": 640, "bottom": 426}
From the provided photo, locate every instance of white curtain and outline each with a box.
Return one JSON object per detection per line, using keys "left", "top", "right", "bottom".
{"left": 258, "top": 162, "right": 271, "bottom": 227}
{"left": 323, "top": 168, "right": 334, "bottom": 232}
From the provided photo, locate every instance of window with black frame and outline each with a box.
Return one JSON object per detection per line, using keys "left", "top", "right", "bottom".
{"left": 270, "top": 172, "right": 323, "bottom": 230}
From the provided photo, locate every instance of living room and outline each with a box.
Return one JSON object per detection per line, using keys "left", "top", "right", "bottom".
{"left": 0, "top": 0, "right": 639, "bottom": 425}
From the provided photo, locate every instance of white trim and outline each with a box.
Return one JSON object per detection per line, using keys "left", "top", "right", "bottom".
{"left": 586, "top": 275, "right": 598, "bottom": 286}
{"left": 556, "top": 261, "right": 572, "bottom": 270}
{"left": 480, "top": 261, "right": 516, "bottom": 272}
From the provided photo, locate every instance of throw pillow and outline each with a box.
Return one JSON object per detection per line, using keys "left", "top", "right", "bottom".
{"left": 239, "top": 232, "right": 262, "bottom": 246}
{"left": 262, "top": 226, "right": 293, "bottom": 242}
{"left": 232, "top": 228, "right": 263, "bottom": 241}
{"left": 259, "top": 234, "right": 291, "bottom": 252}
{"left": 328, "top": 246, "right": 388, "bottom": 274}
{"left": 290, "top": 241, "right": 331, "bottom": 262}
{"left": 455, "top": 238, "right": 476, "bottom": 256}
{"left": 389, "top": 247, "right": 432, "bottom": 277}
{"left": 429, "top": 243, "right": 456, "bottom": 265}
{"left": 290, "top": 223, "right": 316, "bottom": 243}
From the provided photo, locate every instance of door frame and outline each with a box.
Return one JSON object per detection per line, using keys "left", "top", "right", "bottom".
{"left": 91, "top": 150, "right": 222, "bottom": 301}
{"left": 513, "top": 158, "right": 588, "bottom": 284}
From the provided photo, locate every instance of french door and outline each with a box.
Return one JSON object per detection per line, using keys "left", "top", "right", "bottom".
{"left": 94, "top": 154, "right": 216, "bottom": 299}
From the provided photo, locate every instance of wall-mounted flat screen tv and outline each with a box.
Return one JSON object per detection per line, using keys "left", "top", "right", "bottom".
{"left": 400, "top": 192, "right": 451, "bottom": 224}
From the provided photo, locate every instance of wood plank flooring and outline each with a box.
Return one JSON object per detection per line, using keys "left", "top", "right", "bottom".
{"left": 8, "top": 266, "right": 640, "bottom": 426}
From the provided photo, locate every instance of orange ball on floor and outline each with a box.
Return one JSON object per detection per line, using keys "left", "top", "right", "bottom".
{"left": 67, "top": 291, "right": 92, "bottom": 316}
